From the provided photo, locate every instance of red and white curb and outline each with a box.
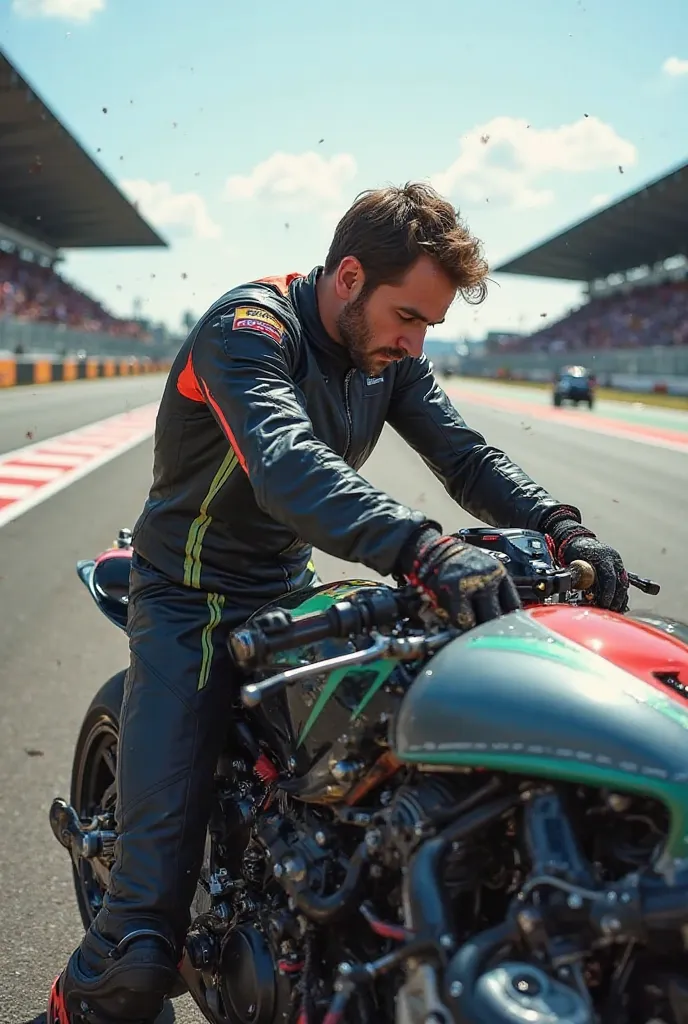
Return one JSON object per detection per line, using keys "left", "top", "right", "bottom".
{"left": 0, "top": 402, "right": 159, "bottom": 529}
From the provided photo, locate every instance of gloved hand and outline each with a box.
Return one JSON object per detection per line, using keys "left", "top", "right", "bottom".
{"left": 542, "top": 507, "right": 629, "bottom": 612}
{"left": 397, "top": 526, "right": 522, "bottom": 630}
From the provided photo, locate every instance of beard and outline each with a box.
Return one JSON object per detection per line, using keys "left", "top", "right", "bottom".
{"left": 336, "top": 292, "right": 405, "bottom": 377}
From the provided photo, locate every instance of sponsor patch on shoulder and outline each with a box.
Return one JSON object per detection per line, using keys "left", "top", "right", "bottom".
{"left": 232, "top": 306, "right": 285, "bottom": 344}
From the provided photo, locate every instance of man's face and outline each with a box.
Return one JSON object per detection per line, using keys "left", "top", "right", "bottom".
{"left": 335, "top": 254, "right": 456, "bottom": 377}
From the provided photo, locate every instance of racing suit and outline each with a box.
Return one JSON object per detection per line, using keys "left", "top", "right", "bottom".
{"left": 51, "top": 266, "right": 584, "bottom": 1022}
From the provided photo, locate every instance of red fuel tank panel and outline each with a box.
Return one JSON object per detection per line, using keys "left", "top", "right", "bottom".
{"left": 527, "top": 605, "right": 688, "bottom": 694}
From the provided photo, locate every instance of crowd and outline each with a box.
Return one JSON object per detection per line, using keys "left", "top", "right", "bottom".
{"left": 4, "top": 245, "right": 687, "bottom": 358}
{"left": 0, "top": 250, "right": 147, "bottom": 340}
{"left": 492, "top": 279, "right": 688, "bottom": 354}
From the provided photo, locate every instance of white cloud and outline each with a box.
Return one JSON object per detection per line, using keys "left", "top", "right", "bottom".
{"left": 120, "top": 179, "right": 221, "bottom": 241}
{"left": 590, "top": 192, "right": 611, "bottom": 209}
{"left": 432, "top": 115, "right": 637, "bottom": 209}
{"left": 224, "top": 151, "right": 357, "bottom": 207}
{"left": 662, "top": 56, "right": 688, "bottom": 77}
{"left": 12, "top": 0, "right": 104, "bottom": 20}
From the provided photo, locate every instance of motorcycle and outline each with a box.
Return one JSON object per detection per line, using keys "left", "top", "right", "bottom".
{"left": 49, "top": 525, "right": 688, "bottom": 1024}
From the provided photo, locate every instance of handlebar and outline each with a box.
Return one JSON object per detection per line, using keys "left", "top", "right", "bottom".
{"left": 567, "top": 559, "right": 661, "bottom": 596}
{"left": 229, "top": 559, "right": 661, "bottom": 674}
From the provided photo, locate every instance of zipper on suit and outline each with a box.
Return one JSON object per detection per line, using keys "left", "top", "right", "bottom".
{"left": 342, "top": 369, "right": 355, "bottom": 460}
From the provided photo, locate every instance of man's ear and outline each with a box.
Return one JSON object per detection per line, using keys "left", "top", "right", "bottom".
{"left": 333, "top": 256, "right": 365, "bottom": 303}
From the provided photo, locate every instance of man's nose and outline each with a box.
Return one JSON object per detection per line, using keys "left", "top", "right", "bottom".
{"left": 398, "top": 330, "right": 426, "bottom": 360}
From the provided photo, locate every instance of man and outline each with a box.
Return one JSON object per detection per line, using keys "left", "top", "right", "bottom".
{"left": 49, "top": 182, "right": 628, "bottom": 1023}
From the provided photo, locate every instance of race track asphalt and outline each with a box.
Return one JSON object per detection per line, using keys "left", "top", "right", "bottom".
{"left": 1, "top": 373, "right": 686, "bottom": 1023}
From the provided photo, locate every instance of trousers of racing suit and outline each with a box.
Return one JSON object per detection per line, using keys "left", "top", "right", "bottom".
{"left": 59, "top": 551, "right": 319, "bottom": 1022}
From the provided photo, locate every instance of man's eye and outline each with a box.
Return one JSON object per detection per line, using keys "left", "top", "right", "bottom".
{"left": 398, "top": 312, "right": 415, "bottom": 322}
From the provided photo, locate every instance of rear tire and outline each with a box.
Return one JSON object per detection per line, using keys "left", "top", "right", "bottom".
{"left": 70, "top": 670, "right": 125, "bottom": 932}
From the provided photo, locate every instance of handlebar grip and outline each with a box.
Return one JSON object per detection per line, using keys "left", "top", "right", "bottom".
{"left": 566, "top": 561, "right": 661, "bottom": 597}
{"left": 229, "top": 587, "right": 418, "bottom": 669}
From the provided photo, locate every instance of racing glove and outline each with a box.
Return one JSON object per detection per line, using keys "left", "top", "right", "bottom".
{"left": 396, "top": 526, "right": 522, "bottom": 630}
{"left": 541, "top": 506, "right": 629, "bottom": 612}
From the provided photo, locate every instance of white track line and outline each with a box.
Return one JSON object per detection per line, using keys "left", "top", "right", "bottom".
{"left": 0, "top": 402, "right": 159, "bottom": 529}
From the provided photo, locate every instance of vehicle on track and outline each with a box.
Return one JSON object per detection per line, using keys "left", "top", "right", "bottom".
{"left": 553, "top": 365, "right": 595, "bottom": 408}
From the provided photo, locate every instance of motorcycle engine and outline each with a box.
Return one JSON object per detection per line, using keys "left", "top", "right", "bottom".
{"left": 395, "top": 960, "right": 592, "bottom": 1024}
{"left": 472, "top": 963, "right": 591, "bottom": 1023}
{"left": 185, "top": 757, "right": 302, "bottom": 1024}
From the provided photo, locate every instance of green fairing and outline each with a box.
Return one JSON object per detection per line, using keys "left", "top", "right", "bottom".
{"left": 287, "top": 581, "right": 379, "bottom": 620}
{"left": 395, "top": 626, "right": 688, "bottom": 863}
{"left": 265, "top": 581, "right": 402, "bottom": 748}
{"left": 297, "top": 660, "right": 398, "bottom": 747}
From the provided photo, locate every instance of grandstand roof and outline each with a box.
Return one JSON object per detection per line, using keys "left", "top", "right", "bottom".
{"left": 494, "top": 158, "right": 688, "bottom": 282}
{"left": 0, "top": 48, "right": 166, "bottom": 251}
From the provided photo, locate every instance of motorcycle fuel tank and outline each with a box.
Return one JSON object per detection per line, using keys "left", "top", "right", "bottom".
{"left": 393, "top": 608, "right": 688, "bottom": 860}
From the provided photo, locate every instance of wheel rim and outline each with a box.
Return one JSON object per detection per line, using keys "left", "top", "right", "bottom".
{"left": 72, "top": 714, "right": 118, "bottom": 924}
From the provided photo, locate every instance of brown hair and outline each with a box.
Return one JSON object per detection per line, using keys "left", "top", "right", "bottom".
{"left": 324, "top": 181, "right": 489, "bottom": 304}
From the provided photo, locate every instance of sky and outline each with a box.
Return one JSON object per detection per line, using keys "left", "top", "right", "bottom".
{"left": 1, "top": 0, "right": 687, "bottom": 342}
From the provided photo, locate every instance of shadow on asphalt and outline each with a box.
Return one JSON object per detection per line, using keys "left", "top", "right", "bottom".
{"left": 23, "top": 999, "right": 177, "bottom": 1024}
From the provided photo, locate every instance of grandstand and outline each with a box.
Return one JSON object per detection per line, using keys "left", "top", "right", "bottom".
{"left": 485, "top": 160, "right": 688, "bottom": 377}
{"left": 0, "top": 46, "right": 169, "bottom": 358}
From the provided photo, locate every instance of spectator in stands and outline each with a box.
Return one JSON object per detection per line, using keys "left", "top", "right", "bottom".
{"left": 0, "top": 249, "right": 148, "bottom": 340}
{"left": 491, "top": 279, "right": 688, "bottom": 354}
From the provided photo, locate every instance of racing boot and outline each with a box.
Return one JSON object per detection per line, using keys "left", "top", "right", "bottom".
{"left": 47, "top": 929, "right": 177, "bottom": 1023}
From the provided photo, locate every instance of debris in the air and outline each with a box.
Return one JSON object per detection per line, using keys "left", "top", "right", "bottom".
{"left": 102, "top": 106, "right": 108, "bottom": 114}
{"left": 182, "top": 272, "right": 188, "bottom": 280}
{"left": 25, "top": 748, "right": 44, "bottom": 757}
{"left": 318, "top": 138, "right": 324, "bottom": 144}
{"left": 480, "top": 134, "right": 490, "bottom": 144}
{"left": 618, "top": 165, "right": 624, "bottom": 174}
